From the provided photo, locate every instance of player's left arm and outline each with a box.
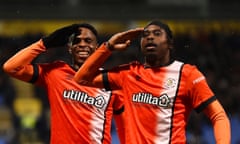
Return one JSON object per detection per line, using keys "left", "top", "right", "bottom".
{"left": 186, "top": 65, "right": 231, "bottom": 144}
{"left": 203, "top": 100, "right": 231, "bottom": 144}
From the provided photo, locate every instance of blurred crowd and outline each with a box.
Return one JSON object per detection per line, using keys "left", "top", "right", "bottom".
{"left": 0, "top": 26, "right": 240, "bottom": 144}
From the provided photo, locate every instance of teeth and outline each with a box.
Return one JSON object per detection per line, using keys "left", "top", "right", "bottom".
{"left": 78, "top": 51, "right": 88, "bottom": 55}
{"left": 146, "top": 46, "right": 155, "bottom": 49}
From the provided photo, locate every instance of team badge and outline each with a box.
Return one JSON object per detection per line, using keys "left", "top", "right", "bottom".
{"left": 163, "top": 78, "right": 176, "bottom": 89}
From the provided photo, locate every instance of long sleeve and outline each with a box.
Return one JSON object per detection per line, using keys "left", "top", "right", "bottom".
{"left": 203, "top": 100, "right": 231, "bottom": 144}
{"left": 3, "top": 39, "right": 46, "bottom": 82}
{"left": 73, "top": 43, "right": 112, "bottom": 88}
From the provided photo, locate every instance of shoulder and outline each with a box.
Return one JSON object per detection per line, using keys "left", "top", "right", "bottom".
{"left": 110, "top": 61, "right": 141, "bottom": 71}
{"left": 38, "top": 60, "right": 68, "bottom": 69}
{"left": 181, "top": 63, "right": 206, "bottom": 83}
{"left": 53, "top": 60, "right": 69, "bottom": 67}
{"left": 182, "top": 63, "right": 199, "bottom": 74}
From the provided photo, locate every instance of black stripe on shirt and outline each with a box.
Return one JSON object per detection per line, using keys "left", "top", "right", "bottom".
{"left": 102, "top": 71, "right": 111, "bottom": 91}
{"left": 29, "top": 64, "right": 39, "bottom": 83}
{"left": 195, "top": 96, "right": 217, "bottom": 113}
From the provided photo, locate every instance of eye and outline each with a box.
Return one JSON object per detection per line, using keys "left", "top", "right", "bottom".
{"left": 85, "top": 38, "right": 93, "bottom": 43}
{"left": 72, "top": 38, "right": 80, "bottom": 45}
{"left": 153, "top": 30, "right": 162, "bottom": 36}
{"left": 142, "top": 31, "right": 150, "bottom": 38}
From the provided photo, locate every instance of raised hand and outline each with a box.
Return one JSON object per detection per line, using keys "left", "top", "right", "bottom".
{"left": 107, "top": 28, "right": 144, "bottom": 51}
{"left": 42, "top": 24, "right": 80, "bottom": 48}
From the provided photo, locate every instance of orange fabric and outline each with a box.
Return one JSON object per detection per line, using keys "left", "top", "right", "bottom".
{"left": 35, "top": 61, "right": 123, "bottom": 144}
{"left": 73, "top": 43, "right": 231, "bottom": 144}
{"left": 106, "top": 62, "right": 213, "bottom": 143}
{"left": 73, "top": 43, "right": 112, "bottom": 88}
{"left": 112, "top": 90, "right": 126, "bottom": 144}
{"left": 114, "top": 112, "right": 126, "bottom": 144}
{"left": 3, "top": 40, "right": 124, "bottom": 144}
{"left": 3, "top": 40, "right": 46, "bottom": 82}
{"left": 203, "top": 100, "right": 231, "bottom": 144}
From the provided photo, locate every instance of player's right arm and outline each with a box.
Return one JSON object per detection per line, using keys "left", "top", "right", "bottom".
{"left": 3, "top": 24, "right": 82, "bottom": 82}
{"left": 73, "top": 28, "right": 143, "bottom": 89}
{"left": 3, "top": 40, "right": 46, "bottom": 82}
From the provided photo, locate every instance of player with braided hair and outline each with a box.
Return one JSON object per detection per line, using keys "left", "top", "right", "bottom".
{"left": 74, "top": 20, "right": 231, "bottom": 144}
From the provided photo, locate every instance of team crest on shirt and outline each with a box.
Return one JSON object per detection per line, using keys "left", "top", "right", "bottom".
{"left": 163, "top": 78, "right": 177, "bottom": 89}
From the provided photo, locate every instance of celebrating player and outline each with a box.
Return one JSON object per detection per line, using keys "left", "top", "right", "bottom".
{"left": 73, "top": 20, "right": 231, "bottom": 144}
{"left": 3, "top": 23, "right": 124, "bottom": 144}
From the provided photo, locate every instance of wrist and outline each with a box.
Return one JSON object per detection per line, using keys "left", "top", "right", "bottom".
{"left": 39, "top": 39, "right": 48, "bottom": 51}
{"left": 106, "top": 41, "right": 114, "bottom": 51}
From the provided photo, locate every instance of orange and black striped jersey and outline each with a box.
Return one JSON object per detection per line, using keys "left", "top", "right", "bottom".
{"left": 36, "top": 61, "right": 123, "bottom": 144}
{"left": 3, "top": 40, "right": 124, "bottom": 144}
{"left": 73, "top": 43, "right": 231, "bottom": 144}
{"left": 104, "top": 60, "right": 215, "bottom": 144}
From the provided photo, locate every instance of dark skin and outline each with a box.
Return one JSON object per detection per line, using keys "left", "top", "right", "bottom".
{"left": 140, "top": 25, "right": 173, "bottom": 68}
{"left": 73, "top": 24, "right": 231, "bottom": 144}
{"left": 106, "top": 26, "right": 173, "bottom": 68}
{"left": 68, "top": 27, "right": 98, "bottom": 70}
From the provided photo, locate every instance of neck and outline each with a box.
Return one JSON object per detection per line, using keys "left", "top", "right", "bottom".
{"left": 72, "top": 63, "right": 83, "bottom": 71}
{"left": 144, "top": 54, "right": 171, "bottom": 68}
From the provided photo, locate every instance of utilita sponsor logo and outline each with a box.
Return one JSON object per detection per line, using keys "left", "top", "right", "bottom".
{"left": 63, "top": 90, "right": 106, "bottom": 108}
{"left": 132, "top": 92, "right": 172, "bottom": 108}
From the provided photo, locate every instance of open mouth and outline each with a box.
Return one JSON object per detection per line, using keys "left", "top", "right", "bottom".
{"left": 77, "top": 51, "right": 90, "bottom": 58}
{"left": 145, "top": 43, "right": 157, "bottom": 51}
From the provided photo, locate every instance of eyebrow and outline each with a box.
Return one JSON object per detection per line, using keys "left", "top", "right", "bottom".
{"left": 144, "top": 28, "right": 163, "bottom": 31}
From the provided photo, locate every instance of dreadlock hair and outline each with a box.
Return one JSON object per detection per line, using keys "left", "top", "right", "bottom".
{"left": 144, "top": 20, "right": 175, "bottom": 60}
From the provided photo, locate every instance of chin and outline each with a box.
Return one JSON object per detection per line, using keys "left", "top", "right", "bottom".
{"left": 145, "top": 53, "right": 157, "bottom": 60}
{"left": 145, "top": 51, "right": 157, "bottom": 56}
{"left": 77, "top": 59, "right": 86, "bottom": 64}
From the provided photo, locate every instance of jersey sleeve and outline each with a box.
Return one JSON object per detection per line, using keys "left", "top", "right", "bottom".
{"left": 3, "top": 40, "right": 46, "bottom": 82}
{"left": 185, "top": 65, "right": 215, "bottom": 112}
{"left": 105, "top": 63, "right": 132, "bottom": 90}
{"left": 33, "top": 63, "right": 50, "bottom": 86}
{"left": 203, "top": 100, "right": 231, "bottom": 144}
{"left": 73, "top": 43, "right": 112, "bottom": 88}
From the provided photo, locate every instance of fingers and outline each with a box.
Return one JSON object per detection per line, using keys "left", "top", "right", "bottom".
{"left": 119, "top": 28, "right": 144, "bottom": 40}
{"left": 109, "top": 27, "right": 144, "bottom": 46}
{"left": 107, "top": 28, "right": 143, "bottom": 51}
{"left": 114, "top": 40, "right": 131, "bottom": 51}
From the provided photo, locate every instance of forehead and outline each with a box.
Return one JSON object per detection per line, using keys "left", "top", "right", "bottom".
{"left": 144, "top": 25, "right": 163, "bottom": 31}
{"left": 76, "top": 27, "right": 96, "bottom": 39}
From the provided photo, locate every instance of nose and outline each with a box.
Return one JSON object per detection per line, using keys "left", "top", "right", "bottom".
{"left": 146, "top": 33, "right": 154, "bottom": 41}
{"left": 77, "top": 40, "right": 88, "bottom": 47}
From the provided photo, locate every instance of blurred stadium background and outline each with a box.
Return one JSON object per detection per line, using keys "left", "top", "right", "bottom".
{"left": 0, "top": 0, "right": 240, "bottom": 143}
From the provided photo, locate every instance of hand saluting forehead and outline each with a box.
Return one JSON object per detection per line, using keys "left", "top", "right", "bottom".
{"left": 107, "top": 28, "right": 144, "bottom": 51}
{"left": 112, "top": 28, "right": 144, "bottom": 42}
